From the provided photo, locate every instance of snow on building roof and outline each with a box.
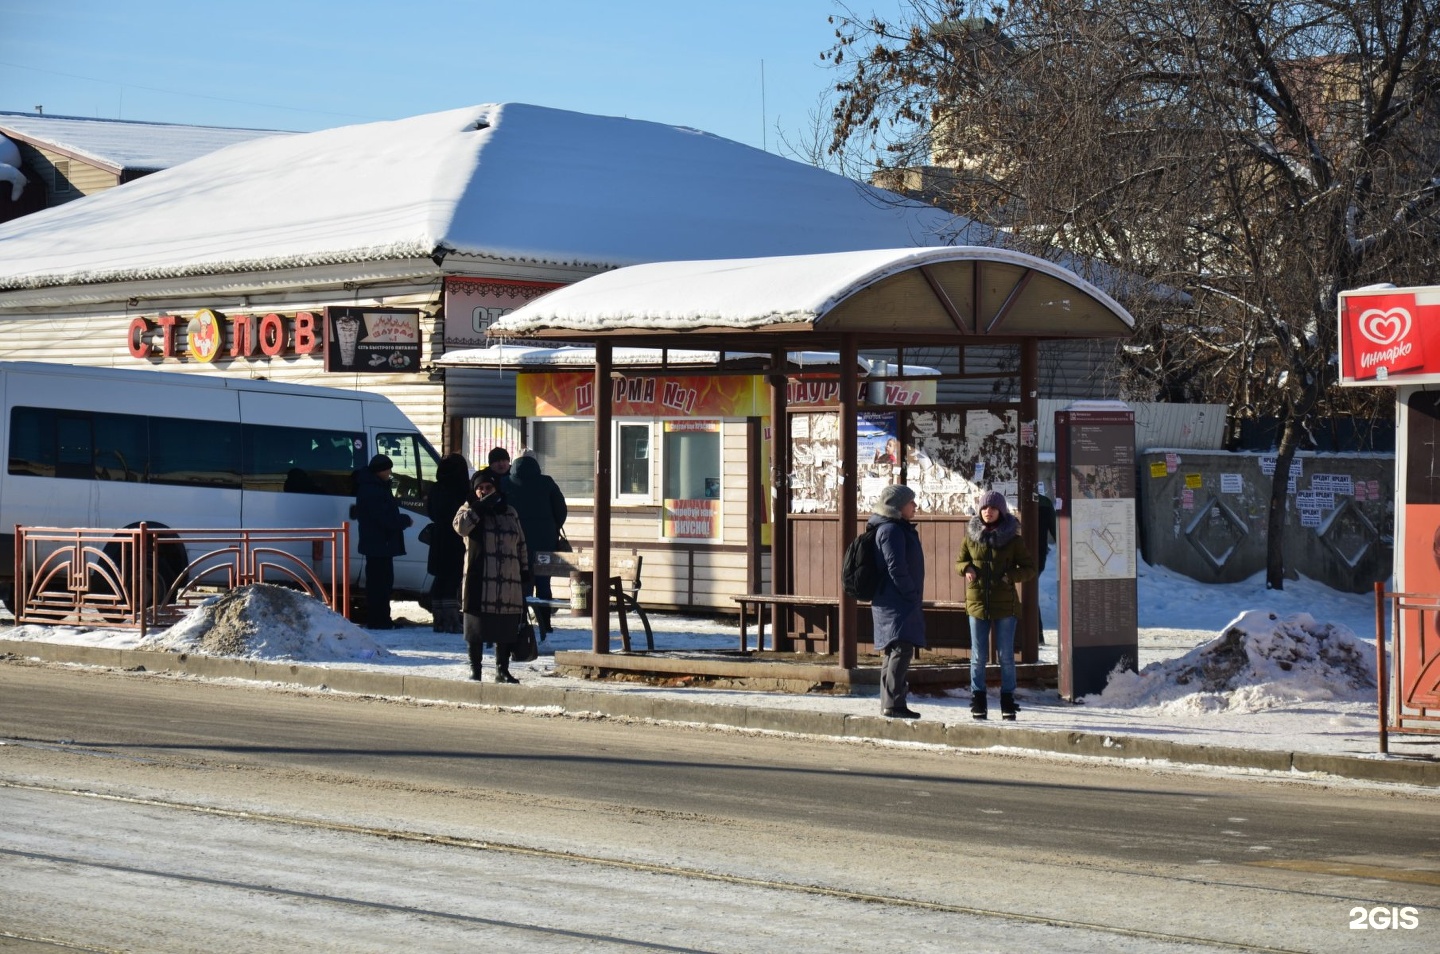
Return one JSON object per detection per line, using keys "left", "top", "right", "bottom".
{"left": 485, "top": 246, "right": 1135, "bottom": 336}
{"left": 0, "top": 103, "right": 984, "bottom": 295}
{"left": 0, "top": 110, "right": 292, "bottom": 174}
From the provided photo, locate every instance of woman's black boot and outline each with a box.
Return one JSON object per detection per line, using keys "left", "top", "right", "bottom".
{"left": 970, "top": 692, "right": 988, "bottom": 720}
{"left": 1000, "top": 692, "right": 1018, "bottom": 721}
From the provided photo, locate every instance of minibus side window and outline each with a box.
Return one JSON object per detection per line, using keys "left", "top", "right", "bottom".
{"left": 243, "top": 424, "right": 363, "bottom": 496}
{"left": 95, "top": 413, "right": 149, "bottom": 483}
{"left": 151, "top": 420, "right": 241, "bottom": 488}
{"left": 8, "top": 406, "right": 57, "bottom": 477}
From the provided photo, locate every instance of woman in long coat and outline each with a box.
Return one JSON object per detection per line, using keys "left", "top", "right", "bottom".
{"left": 425, "top": 453, "right": 470, "bottom": 634}
{"left": 453, "top": 468, "right": 530, "bottom": 683}
{"left": 867, "top": 484, "right": 926, "bottom": 720}
{"left": 955, "top": 490, "right": 1037, "bottom": 721}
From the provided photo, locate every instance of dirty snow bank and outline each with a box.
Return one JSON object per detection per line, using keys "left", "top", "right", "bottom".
{"left": 140, "top": 584, "right": 390, "bottom": 662}
{"left": 1089, "top": 610, "right": 1375, "bottom": 714}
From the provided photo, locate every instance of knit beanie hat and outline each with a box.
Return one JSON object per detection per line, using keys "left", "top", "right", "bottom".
{"left": 488, "top": 446, "right": 511, "bottom": 465}
{"left": 977, "top": 489, "right": 1009, "bottom": 515}
{"left": 873, "top": 484, "right": 917, "bottom": 519}
{"left": 368, "top": 454, "right": 394, "bottom": 474}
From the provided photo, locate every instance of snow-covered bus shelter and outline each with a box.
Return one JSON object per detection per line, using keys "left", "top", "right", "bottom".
{"left": 484, "top": 246, "right": 1138, "bottom": 678}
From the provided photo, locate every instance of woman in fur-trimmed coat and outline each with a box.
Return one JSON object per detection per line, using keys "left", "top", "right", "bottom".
{"left": 954, "top": 489, "right": 1036, "bottom": 721}
{"left": 453, "top": 468, "right": 531, "bottom": 684}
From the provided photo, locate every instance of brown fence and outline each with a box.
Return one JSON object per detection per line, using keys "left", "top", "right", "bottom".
{"left": 14, "top": 524, "right": 350, "bottom": 638}
{"left": 1375, "top": 583, "right": 1440, "bottom": 753}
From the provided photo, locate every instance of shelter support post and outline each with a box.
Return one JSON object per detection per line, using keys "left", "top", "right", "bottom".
{"left": 839, "top": 334, "right": 859, "bottom": 669}
{"left": 1020, "top": 338, "right": 1040, "bottom": 663}
{"left": 769, "top": 350, "right": 790, "bottom": 652}
{"left": 593, "top": 343, "right": 613, "bottom": 654}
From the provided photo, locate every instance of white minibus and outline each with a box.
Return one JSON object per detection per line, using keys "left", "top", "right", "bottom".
{"left": 0, "top": 362, "right": 441, "bottom": 614}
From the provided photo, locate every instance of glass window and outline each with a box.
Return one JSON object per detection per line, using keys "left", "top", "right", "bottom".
{"left": 530, "top": 420, "right": 594, "bottom": 498}
{"left": 8, "top": 406, "right": 56, "bottom": 477}
{"left": 94, "top": 413, "right": 149, "bottom": 482}
{"left": 376, "top": 431, "right": 441, "bottom": 505}
{"left": 617, "top": 422, "right": 651, "bottom": 499}
{"left": 662, "top": 421, "right": 721, "bottom": 499}
{"left": 55, "top": 413, "right": 94, "bottom": 479}
{"left": 244, "top": 424, "right": 363, "bottom": 496}
{"left": 151, "top": 420, "right": 241, "bottom": 487}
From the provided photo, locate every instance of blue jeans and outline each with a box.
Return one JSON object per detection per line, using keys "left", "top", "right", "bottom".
{"left": 969, "top": 615, "right": 1017, "bottom": 695}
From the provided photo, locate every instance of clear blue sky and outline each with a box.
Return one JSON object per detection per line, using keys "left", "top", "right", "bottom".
{"left": 0, "top": 0, "right": 878, "bottom": 157}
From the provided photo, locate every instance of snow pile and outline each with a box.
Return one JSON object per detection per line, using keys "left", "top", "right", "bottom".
{"left": 1090, "top": 610, "right": 1376, "bottom": 713}
{"left": 141, "top": 584, "right": 390, "bottom": 662}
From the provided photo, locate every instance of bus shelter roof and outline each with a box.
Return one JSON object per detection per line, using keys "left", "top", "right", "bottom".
{"left": 485, "top": 246, "right": 1136, "bottom": 350}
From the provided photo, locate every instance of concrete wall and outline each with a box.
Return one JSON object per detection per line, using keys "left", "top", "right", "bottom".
{"left": 1135, "top": 450, "right": 1394, "bottom": 592}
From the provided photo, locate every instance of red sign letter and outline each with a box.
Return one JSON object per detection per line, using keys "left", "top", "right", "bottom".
{"left": 293, "top": 311, "right": 318, "bottom": 354}
{"left": 259, "top": 313, "right": 286, "bottom": 356}
{"left": 127, "top": 317, "right": 151, "bottom": 358}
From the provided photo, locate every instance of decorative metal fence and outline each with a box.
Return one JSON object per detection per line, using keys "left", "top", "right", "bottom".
{"left": 14, "top": 524, "right": 350, "bottom": 638}
{"left": 1374, "top": 583, "right": 1440, "bottom": 753}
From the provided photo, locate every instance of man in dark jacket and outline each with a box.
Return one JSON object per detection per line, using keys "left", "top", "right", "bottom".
{"left": 868, "top": 484, "right": 925, "bottom": 719}
{"left": 354, "top": 453, "right": 412, "bottom": 630}
{"left": 506, "top": 453, "right": 568, "bottom": 636}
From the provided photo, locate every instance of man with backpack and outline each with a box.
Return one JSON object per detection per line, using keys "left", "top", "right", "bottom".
{"left": 865, "top": 484, "right": 926, "bottom": 719}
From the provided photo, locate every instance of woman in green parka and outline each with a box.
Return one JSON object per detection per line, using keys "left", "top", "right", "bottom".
{"left": 955, "top": 489, "right": 1037, "bottom": 721}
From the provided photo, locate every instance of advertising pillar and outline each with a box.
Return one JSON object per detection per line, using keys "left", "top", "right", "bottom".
{"left": 1056, "top": 402, "right": 1139, "bottom": 701}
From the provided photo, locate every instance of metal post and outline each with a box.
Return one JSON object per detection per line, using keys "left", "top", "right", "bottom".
{"left": 593, "top": 343, "right": 613, "bottom": 654}
{"left": 1375, "top": 581, "right": 1389, "bottom": 755}
{"left": 1019, "top": 338, "right": 1039, "bottom": 663}
{"left": 769, "top": 349, "right": 789, "bottom": 653}
{"left": 838, "top": 334, "right": 859, "bottom": 670}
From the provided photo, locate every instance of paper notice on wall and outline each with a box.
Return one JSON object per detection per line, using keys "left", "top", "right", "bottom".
{"left": 1149, "top": 461, "right": 1168, "bottom": 478}
{"left": 1220, "top": 473, "right": 1243, "bottom": 494}
{"left": 1311, "top": 474, "right": 1354, "bottom": 495}
{"left": 1184, "top": 473, "right": 1203, "bottom": 489}
{"left": 1181, "top": 488, "right": 1195, "bottom": 510}
{"left": 1298, "top": 508, "right": 1322, "bottom": 528}
{"left": 1165, "top": 452, "right": 1179, "bottom": 472}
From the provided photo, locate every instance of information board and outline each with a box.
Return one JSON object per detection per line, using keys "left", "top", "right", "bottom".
{"left": 1056, "top": 404, "right": 1139, "bottom": 701}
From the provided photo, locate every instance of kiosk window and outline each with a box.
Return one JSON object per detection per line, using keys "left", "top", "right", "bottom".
{"left": 617, "top": 423, "right": 651, "bottom": 500}
{"left": 531, "top": 420, "right": 594, "bottom": 498}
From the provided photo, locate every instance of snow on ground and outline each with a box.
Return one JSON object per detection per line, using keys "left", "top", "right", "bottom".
{"left": 4, "top": 556, "right": 1434, "bottom": 764}
{"left": 140, "top": 584, "right": 391, "bottom": 662}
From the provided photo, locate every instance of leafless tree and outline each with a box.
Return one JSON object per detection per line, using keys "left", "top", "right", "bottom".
{"left": 825, "top": 0, "right": 1440, "bottom": 587}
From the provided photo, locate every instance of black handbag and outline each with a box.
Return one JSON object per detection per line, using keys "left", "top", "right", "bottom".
{"left": 554, "top": 528, "right": 572, "bottom": 552}
{"left": 512, "top": 621, "right": 539, "bottom": 663}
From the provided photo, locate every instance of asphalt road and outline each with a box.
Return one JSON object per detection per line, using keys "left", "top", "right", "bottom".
{"left": 2, "top": 660, "right": 1438, "bottom": 953}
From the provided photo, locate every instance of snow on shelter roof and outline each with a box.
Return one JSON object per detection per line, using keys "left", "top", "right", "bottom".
{"left": 485, "top": 246, "right": 1136, "bottom": 339}
{"left": 0, "top": 103, "right": 984, "bottom": 294}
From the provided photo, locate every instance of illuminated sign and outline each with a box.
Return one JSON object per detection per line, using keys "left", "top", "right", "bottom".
{"left": 1338, "top": 286, "right": 1440, "bottom": 385}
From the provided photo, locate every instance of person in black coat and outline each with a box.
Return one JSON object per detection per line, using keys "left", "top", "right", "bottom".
{"left": 353, "top": 453, "right": 412, "bottom": 630}
{"left": 425, "top": 453, "right": 470, "bottom": 634}
{"left": 506, "top": 453, "right": 568, "bottom": 636}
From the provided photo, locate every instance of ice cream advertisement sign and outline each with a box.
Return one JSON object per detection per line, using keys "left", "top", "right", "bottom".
{"left": 324, "top": 307, "right": 421, "bottom": 373}
{"left": 1338, "top": 286, "right": 1440, "bottom": 385}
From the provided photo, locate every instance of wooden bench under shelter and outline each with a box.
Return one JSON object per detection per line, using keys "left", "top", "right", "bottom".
{"left": 530, "top": 548, "right": 653, "bottom": 651}
{"left": 733, "top": 593, "right": 967, "bottom": 654}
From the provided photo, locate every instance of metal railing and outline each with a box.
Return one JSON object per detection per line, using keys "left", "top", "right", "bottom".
{"left": 1374, "top": 582, "right": 1440, "bottom": 754}
{"left": 14, "top": 524, "right": 350, "bottom": 638}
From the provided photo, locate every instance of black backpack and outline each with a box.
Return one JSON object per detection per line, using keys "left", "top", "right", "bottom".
{"left": 840, "top": 526, "right": 880, "bottom": 600}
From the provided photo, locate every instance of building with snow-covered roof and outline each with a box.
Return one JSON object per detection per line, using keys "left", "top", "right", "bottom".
{"left": 0, "top": 110, "right": 293, "bottom": 222}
